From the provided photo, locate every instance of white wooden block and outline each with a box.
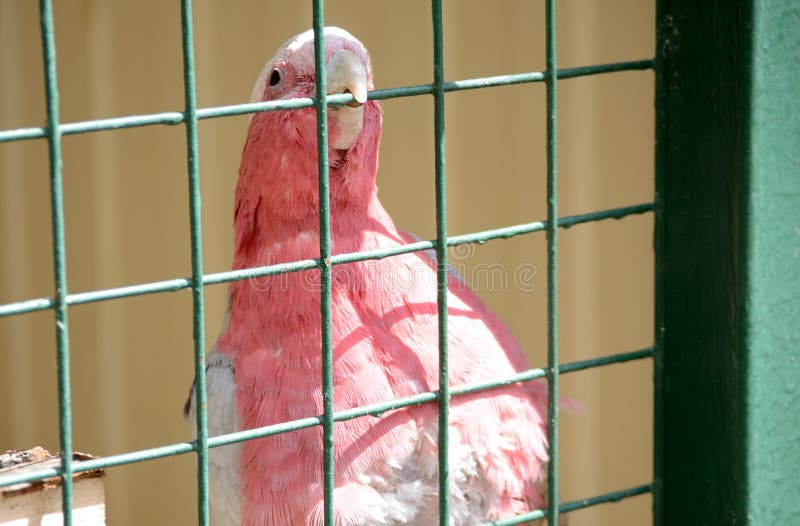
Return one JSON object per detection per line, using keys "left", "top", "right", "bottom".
{"left": 0, "top": 448, "right": 106, "bottom": 526}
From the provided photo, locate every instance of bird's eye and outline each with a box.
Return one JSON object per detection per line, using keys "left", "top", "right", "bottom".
{"left": 269, "top": 69, "right": 281, "bottom": 86}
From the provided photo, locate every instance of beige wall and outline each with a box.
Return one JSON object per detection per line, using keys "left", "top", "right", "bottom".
{"left": 0, "top": 1, "right": 654, "bottom": 524}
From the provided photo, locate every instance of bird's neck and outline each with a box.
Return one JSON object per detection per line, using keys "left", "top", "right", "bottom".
{"left": 232, "top": 104, "right": 384, "bottom": 269}
{"left": 219, "top": 105, "right": 397, "bottom": 359}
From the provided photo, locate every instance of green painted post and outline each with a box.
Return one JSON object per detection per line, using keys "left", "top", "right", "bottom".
{"left": 739, "top": 2, "right": 800, "bottom": 522}
{"left": 658, "top": 0, "right": 800, "bottom": 524}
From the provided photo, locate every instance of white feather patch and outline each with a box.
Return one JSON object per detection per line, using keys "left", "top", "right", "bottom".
{"left": 187, "top": 348, "right": 242, "bottom": 526}
{"left": 307, "top": 423, "right": 498, "bottom": 526}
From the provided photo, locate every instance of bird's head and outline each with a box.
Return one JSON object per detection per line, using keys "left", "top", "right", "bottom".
{"left": 237, "top": 27, "right": 382, "bottom": 230}
{"left": 251, "top": 26, "right": 373, "bottom": 150}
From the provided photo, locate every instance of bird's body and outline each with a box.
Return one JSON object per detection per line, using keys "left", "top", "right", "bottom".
{"left": 187, "top": 27, "right": 549, "bottom": 526}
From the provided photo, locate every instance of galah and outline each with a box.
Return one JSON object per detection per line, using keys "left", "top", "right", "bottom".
{"left": 186, "top": 27, "right": 550, "bottom": 526}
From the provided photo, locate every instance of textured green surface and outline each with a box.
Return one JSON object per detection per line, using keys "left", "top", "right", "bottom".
{"left": 741, "top": 1, "right": 800, "bottom": 522}
{"left": 659, "top": 0, "right": 800, "bottom": 524}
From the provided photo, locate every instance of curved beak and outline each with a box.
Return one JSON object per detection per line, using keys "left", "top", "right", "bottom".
{"left": 326, "top": 49, "right": 368, "bottom": 106}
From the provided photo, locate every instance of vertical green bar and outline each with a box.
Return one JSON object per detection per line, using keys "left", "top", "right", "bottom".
{"left": 39, "top": 1, "right": 73, "bottom": 523}
{"left": 544, "top": 1, "right": 559, "bottom": 525}
{"left": 652, "top": 1, "right": 666, "bottom": 523}
{"left": 659, "top": 0, "right": 800, "bottom": 524}
{"left": 740, "top": 2, "right": 800, "bottom": 522}
{"left": 658, "top": 1, "right": 745, "bottom": 521}
{"left": 311, "top": 3, "right": 335, "bottom": 526}
{"left": 431, "top": 1, "right": 450, "bottom": 525}
{"left": 179, "top": 1, "right": 208, "bottom": 524}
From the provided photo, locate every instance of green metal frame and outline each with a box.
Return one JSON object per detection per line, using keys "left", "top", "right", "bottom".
{"left": 0, "top": 1, "right": 679, "bottom": 525}
{"left": 657, "top": 1, "right": 800, "bottom": 525}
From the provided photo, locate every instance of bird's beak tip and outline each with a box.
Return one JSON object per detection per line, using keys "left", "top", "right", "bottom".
{"left": 346, "top": 87, "right": 368, "bottom": 106}
{"left": 327, "top": 49, "right": 368, "bottom": 107}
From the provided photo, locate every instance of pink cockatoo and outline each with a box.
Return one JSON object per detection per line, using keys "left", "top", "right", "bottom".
{"left": 186, "top": 27, "right": 550, "bottom": 526}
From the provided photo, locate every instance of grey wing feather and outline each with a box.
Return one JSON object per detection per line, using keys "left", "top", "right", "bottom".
{"left": 186, "top": 348, "right": 242, "bottom": 526}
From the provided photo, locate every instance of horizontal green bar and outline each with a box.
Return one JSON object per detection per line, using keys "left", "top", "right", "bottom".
{"left": 481, "top": 483, "right": 653, "bottom": 526}
{"left": 449, "top": 202, "right": 653, "bottom": 247}
{"left": 0, "top": 59, "right": 653, "bottom": 144}
{"left": 0, "top": 99, "right": 316, "bottom": 143}
{"left": 0, "top": 346, "right": 651, "bottom": 488}
{"left": 559, "top": 483, "right": 653, "bottom": 513}
{"left": 456, "top": 347, "right": 655, "bottom": 395}
{"left": 212, "top": 347, "right": 653, "bottom": 450}
{"left": 197, "top": 97, "right": 316, "bottom": 119}
{"left": 0, "top": 441, "right": 196, "bottom": 488}
{"left": 0, "top": 203, "right": 652, "bottom": 318}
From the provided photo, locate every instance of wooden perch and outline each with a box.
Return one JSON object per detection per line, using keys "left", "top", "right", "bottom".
{"left": 0, "top": 447, "right": 105, "bottom": 525}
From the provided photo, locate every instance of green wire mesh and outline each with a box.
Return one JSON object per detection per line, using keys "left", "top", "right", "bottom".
{"left": 0, "top": 1, "right": 660, "bottom": 525}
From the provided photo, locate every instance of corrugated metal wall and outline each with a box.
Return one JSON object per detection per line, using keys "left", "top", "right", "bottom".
{"left": 0, "top": 1, "right": 654, "bottom": 524}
